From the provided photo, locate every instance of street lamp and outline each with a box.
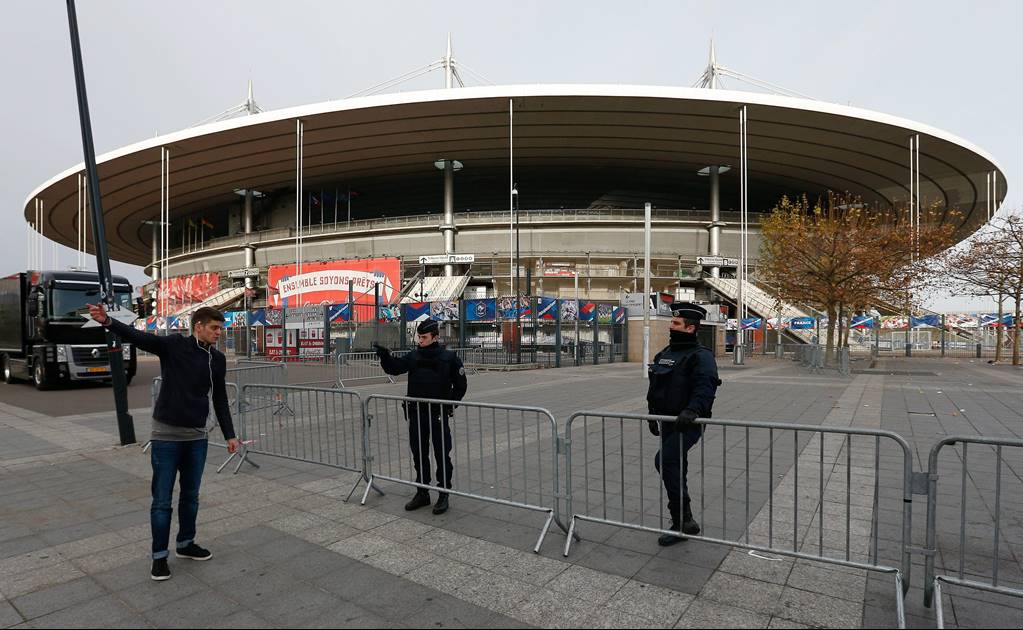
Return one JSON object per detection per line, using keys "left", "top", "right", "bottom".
{"left": 512, "top": 184, "right": 521, "bottom": 364}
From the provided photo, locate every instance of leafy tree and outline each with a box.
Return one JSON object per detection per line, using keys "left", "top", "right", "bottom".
{"left": 759, "top": 193, "right": 956, "bottom": 363}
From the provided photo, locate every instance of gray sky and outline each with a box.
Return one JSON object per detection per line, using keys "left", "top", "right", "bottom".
{"left": 2, "top": 1, "right": 1019, "bottom": 311}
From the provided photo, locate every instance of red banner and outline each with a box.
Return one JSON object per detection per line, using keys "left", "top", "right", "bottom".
{"left": 158, "top": 273, "right": 220, "bottom": 305}
{"left": 267, "top": 258, "right": 401, "bottom": 308}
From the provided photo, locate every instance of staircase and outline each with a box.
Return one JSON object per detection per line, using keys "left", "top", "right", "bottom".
{"left": 704, "top": 277, "right": 817, "bottom": 343}
{"left": 173, "top": 287, "right": 245, "bottom": 317}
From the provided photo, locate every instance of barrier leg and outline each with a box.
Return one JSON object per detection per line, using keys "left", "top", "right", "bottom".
{"left": 934, "top": 578, "right": 945, "bottom": 629}
{"left": 895, "top": 571, "right": 907, "bottom": 629}
{"left": 360, "top": 476, "right": 376, "bottom": 505}
{"left": 216, "top": 451, "right": 237, "bottom": 473}
{"left": 533, "top": 510, "right": 555, "bottom": 554}
{"left": 563, "top": 516, "right": 578, "bottom": 557}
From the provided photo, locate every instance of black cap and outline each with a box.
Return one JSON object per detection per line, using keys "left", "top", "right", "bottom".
{"left": 417, "top": 320, "right": 439, "bottom": 335}
{"left": 670, "top": 302, "right": 707, "bottom": 320}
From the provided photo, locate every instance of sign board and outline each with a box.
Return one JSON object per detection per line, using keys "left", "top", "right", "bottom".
{"left": 227, "top": 267, "right": 260, "bottom": 279}
{"left": 418, "top": 254, "right": 475, "bottom": 265}
{"left": 696, "top": 256, "right": 740, "bottom": 268}
{"left": 267, "top": 258, "right": 400, "bottom": 308}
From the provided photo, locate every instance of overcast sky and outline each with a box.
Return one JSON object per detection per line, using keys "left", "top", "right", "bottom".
{"left": 2, "top": 1, "right": 1019, "bottom": 311}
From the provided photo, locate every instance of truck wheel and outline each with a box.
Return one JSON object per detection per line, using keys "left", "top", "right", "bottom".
{"left": 2, "top": 356, "right": 19, "bottom": 384}
{"left": 33, "top": 361, "right": 51, "bottom": 391}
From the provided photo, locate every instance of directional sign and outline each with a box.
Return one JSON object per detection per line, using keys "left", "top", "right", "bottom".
{"left": 227, "top": 267, "right": 260, "bottom": 279}
{"left": 81, "top": 308, "right": 138, "bottom": 328}
{"left": 418, "top": 254, "right": 475, "bottom": 265}
{"left": 696, "top": 256, "right": 740, "bottom": 267}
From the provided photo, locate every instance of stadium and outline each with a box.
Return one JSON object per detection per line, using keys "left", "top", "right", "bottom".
{"left": 21, "top": 47, "right": 1008, "bottom": 358}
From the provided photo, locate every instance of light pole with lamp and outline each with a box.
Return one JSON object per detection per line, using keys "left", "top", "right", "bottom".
{"left": 512, "top": 184, "right": 521, "bottom": 364}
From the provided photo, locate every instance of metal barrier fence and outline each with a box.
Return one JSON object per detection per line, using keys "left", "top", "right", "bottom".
{"left": 924, "top": 435, "right": 1023, "bottom": 627}
{"left": 335, "top": 351, "right": 408, "bottom": 387}
{"left": 148, "top": 378, "right": 243, "bottom": 458}
{"left": 220, "top": 385, "right": 370, "bottom": 499}
{"left": 360, "top": 393, "right": 567, "bottom": 552}
{"left": 561, "top": 411, "right": 913, "bottom": 627}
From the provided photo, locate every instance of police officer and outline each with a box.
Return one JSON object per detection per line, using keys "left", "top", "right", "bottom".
{"left": 647, "top": 302, "right": 721, "bottom": 546}
{"left": 373, "top": 320, "right": 467, "bottom": 515}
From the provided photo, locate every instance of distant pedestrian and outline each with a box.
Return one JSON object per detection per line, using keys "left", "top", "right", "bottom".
{"left": 88, "top": 304, "right": 239, "bottom": 581}
{"left": 646, "top": 303, "right": 721, "bottom": 546}
{"left": 373, "top": 320, "right": 467, "bottom": 514}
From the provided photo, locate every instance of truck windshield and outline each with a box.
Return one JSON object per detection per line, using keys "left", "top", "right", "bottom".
{"left": 50, "top": 288, "right": 132, "bottom": 320}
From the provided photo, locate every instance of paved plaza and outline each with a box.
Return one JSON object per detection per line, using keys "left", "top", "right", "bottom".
{"left": 2, "top": 356, "right": 1023, "bottom": 628}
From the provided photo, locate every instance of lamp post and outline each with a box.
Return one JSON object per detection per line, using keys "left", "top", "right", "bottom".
{"left": 513, "top": 184, "right": 521, "bottom": 364}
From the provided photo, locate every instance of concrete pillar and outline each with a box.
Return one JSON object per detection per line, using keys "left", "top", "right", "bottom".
{"left": 441, "top": 161, "right": 457, "bottom": 276}
{"left": 243, "top": 190, "right": 255, "bottom": 290}
{"left": 708, "top": 165, "right": 722, "bottom": 278}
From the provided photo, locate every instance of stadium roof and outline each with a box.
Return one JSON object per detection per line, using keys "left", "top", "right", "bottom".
{"left": 25, "top": 84, "right": 1007, "bottom": 266}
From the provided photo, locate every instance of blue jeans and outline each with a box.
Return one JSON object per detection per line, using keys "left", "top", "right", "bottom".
{"left": 150, "top": 439, "right": 208, "bottom": 560}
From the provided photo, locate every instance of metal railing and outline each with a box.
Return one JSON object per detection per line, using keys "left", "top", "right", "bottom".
{"left": 222, "top": 385, "right": 370, "bottom": 500}
{"left": 360, "top": 393, "right": 567, "bottom": 552}
{"left": 561, "top": 411, "right": 913, "bottom": 628}
{"left": 335, "top": 351, "right": 407, "bottom": 388}
{"left": 924, "top": 435, "right": 1023, "bottom": 627}
{"left": 171, "top": 207, "right": 760, "bottom": 258}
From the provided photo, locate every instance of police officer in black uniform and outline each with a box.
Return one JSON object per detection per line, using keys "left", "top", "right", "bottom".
{"left": 373, "top": 320, "right": 467, "bottom": 515}
{"left": 647, "top": 302, "right": 721, "bottom": 546}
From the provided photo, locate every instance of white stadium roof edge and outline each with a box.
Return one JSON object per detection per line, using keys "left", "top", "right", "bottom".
{"left": 24, "top": 83, "right": 1008, "bottom": 266}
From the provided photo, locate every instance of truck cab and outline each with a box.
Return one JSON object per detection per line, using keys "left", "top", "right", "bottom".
{"left": 0, "top": 270, "right": 137, "bottom": 390}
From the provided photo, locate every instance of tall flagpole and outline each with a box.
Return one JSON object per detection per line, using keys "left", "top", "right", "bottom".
{"left": 65, "top": 0, "right": 135, "bottom": 445}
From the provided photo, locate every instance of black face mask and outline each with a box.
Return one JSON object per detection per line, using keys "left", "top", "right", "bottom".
{"left": 670, "top": 330, "right": 699, "bottom": 346}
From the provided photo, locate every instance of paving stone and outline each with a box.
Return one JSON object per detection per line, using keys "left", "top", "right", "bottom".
{"left": 774, "top": 586, "right": 862, "bottom": 628}
{"left": 606, "top": 580, "right": 694, "bottom": 627}
{"left": 698, "top": 572, "right": 784, "bottom": 616}
{"left": 0, "top": 600, "right": 24, "bottom": 628}
{"left": 546, "top": 564, "right": 627, "bottom": 604}
{"left": 676, "top": 599, "right": 770, "bottom": 628}
{"left": 508, "top": 587, "right": 597, "bottom": 628}
{"left": 9, "top": 576, "right": 106, "bottom": 620}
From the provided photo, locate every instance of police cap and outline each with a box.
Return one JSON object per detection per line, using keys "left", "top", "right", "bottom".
{"left": 417, "top": 320, "right": 440, "bottom": 335}
{"left": 670, "top": 302, "right": 707, "bottom": 321}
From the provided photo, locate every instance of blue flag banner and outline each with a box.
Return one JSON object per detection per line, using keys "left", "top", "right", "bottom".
{"left": 378, "top": 305, "right": 401, "bottom": 322}
{"left": 850, "top": 315, "right": 875, "bottom": 329}
{"left": 789, "top": 317, "right": 815, "bottom": 330}
{"left": 910, "top": 315, "right": 941, "bottom": 328}
{"left": 249, "top": 309, "right": 268, "bottom": 326}
{"left": 741, "top": 317, "right": 762, "bottom": 330}
{"left": 497, "top": 296, "right": 529, "bottom": 319}
{"left": 537, "top": 297, "right": 558, "bottom": 320}
{"left": 579, "top": 301, "right": 598, "bottom": 322}
{"left": 465, "top": 299, "right": 496, "bottom": 321}
{"left": 404, "top": 302, "right": 431, "bottom": 322}
{"left": 612, "top": 307, "right": 626, "bottom": 323}
{"left": 327, "top": 304, "right": 350, "bottom": 323}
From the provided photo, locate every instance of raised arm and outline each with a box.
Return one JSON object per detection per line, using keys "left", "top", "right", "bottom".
{"left": 89, "top": 303, "right": 167, "bottom": 356}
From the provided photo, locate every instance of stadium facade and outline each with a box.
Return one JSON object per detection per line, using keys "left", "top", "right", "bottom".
{"left": 22, "top": 51, "right": 1008, "bottom": 328}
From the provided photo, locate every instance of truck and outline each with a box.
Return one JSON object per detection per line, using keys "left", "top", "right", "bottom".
{"left": 0, "top": 270, "right": 137, "bottom": 390}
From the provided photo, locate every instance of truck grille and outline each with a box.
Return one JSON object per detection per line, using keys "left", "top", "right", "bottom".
{"left": 72, "top": 346, "right": 108, "bottom": 366}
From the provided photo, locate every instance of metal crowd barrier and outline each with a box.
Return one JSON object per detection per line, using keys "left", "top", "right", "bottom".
{"left": 924, "top": 435, "right": 1023, "bottom": 627}
{"left": 360, "top": 393, "right": 567, "bottom": 552}
{"left": 220, "top": 384, "right": 371, "bottom": 500}
{"left": 561, "top": 411, "right": 913, "bottom": 628}
{"left": 335, "top": 351, "right": 408, "bottom": 387}
{"left": 147, "top": 378, "right": 243, "bottom": 457}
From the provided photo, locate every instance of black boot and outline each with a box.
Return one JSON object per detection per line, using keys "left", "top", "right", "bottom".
{"left": 658, "top": 508, "right": 685, "bottom": 546}
{"left": 432, "top": 492, "right": 449, "bottom": 515}
{"left": 682, "top": 498, "right": 701, "bottom": 536}
{"left": 404, "top": 489, "right": 431, "bottom": 511}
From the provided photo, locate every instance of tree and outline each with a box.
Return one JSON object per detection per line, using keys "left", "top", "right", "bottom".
{"left": 758, "top": 193, "right": 956, "bottom": 363}
{"left": 936, "top": 214, "right": 1023, "bottom": 364}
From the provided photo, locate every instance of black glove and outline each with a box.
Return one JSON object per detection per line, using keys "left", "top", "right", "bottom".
{"left": 676, "top": 409, "right": 699, "bottom": 428}
{"left": 371, "top": 343, "right": 388, "bottom": 358}
{"left": 647, "top": 420, "right": 660, "bottom": 436}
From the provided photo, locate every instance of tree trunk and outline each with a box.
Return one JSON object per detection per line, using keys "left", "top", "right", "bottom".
{"left": 1014, "top": 293, "right": 1021, "bottom": 366}
{"left": 825, "top": 305, "right": 837, "bottom": 365}
{"left": 996, "top": 293, "right": 1004, "bottom": 363}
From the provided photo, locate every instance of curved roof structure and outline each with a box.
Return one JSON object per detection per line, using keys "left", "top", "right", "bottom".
{"left": 25, "top": 84, "right": 1007, "bottom": 267}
